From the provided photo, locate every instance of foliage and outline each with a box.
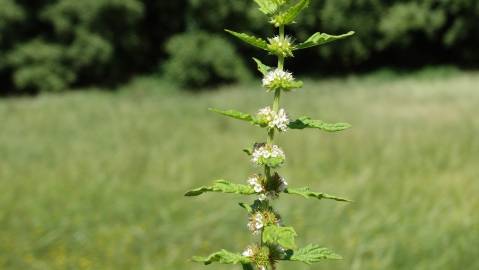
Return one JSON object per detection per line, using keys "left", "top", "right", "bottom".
{"left": 185, "top": 1, "right": 354, "bottom": 269}
{"left": 285, "top": 244, "right": 342, "bottom": 264}
{"left": 0, "top": 0, "right": 478, "bottom": 93}
{"left": 163, "top": 31, "right": 250, "bottom": 88}
{"left": 7, "top": 40, "right": 74, "bottom": 92}
{"left": 186, "top": 0, "right": 479, "bottom": 74}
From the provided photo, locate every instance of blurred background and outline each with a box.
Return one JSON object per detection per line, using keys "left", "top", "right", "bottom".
{"left": 1, "top": 0, "right": 478, "bottom": 269}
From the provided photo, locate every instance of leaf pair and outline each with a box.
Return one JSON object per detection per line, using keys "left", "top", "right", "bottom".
{"left": 209, "top": 107, "right": 352, "bottom": 133}
{"left": 186, "top": 180, "right": 351, "bottom": 203}
{"left": 226, "top": 29, "right": 355, "bottom": 52}
{"left": 192, "top": 245, "right": 341, "bottom": 266}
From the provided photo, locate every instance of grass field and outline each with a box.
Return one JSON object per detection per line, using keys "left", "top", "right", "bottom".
{"left": 1, "top": 71, "right": 478, "bottom": 270}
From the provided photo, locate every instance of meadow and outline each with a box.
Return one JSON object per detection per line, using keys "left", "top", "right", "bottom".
{"left": 1, "top": 70, "right": 478, "bottom": 270}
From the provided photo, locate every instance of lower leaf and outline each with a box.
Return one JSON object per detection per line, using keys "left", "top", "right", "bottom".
{"left": 284, "top": 244, "right": 342, "bottom": 264}
{"left": 288, "top": 117, "right": 351, "bottom": 132}
{"left": 192, "top": 250, "right": 252, "bottom": 265}
{"left": 285, "top": 187, "right": 351, "bottom": 202}
{"left": 185, "top": 180, "right": 255, "bottom": 196}
{"left": 262, "top": 225, "right": 297, "bottom": 250}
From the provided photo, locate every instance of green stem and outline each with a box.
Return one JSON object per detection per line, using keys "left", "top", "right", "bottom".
{"left": 262, "top": 25, "right": 286, "bottom": 269}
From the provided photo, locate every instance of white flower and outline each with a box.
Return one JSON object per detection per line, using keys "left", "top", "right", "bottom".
{"left": 278, "top": 176, "right": 288, "bottom": 192}
{"left": 251, "top": 144, "right": 286, "bottom": 168}
{"left": 258, "top": 266, "right": 267, "bottom": 270}
{"left": 270, "top": 145, "right": 285, "bottom": 158}
{"left": 272, "top": 108, "right": 289, "bottom": 132}
{"left": 248, "top": 176, "right": 264, "bottom": 193}
{"left": 257, "top": 107, "right": 289, "bottom": 132}
{"left": 247, "top": 213, "right": 264, "bottom": 234}
{"left": 242, "top": 247, "right": 254, "bottom": 257}
{"left": 258, "top": 193, "right": 268, "bottom": 201}
{"left": 262, "top": 69, "right": 294, "bottom": 90}
{"left": 257, "top": 106, "right": 274, "bottom": 123}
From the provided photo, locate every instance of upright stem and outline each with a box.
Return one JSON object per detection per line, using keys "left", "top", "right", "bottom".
{"left": 262, "top": 24, "right": 286, "bottom": 270}
{"left": 269, "top": 25, "right": 285, "bottom": 146}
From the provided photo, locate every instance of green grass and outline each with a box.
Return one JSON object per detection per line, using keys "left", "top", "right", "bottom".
{"left": 1, "top": 71, "right": 478, "bottom": 270}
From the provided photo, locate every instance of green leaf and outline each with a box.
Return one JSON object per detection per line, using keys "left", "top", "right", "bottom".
{"left": 288, "top": 117, "right": 351, "bottom": 132}
{"left": 262, "top": 225, "right": 297, "bottom": 250}
{"left": 225, "top": 30, "right": 268, "bottom": 50}
{"left": 239, "top": 202, "right": 253, "bottom": 213}
{"left": 285, "top": 187, "right": 351, "bottom": 202}
{"left": 295, "top": 31, "right": 355, "bottom": 50}
{"left": 285, "top": 244, "right": 342, "bottom": 264}
{"left": 209, "top": 108, "right": 256, "bottom": 124}
{"left": 272, "top": 0, "right": 310, "bottom": 26}
{"left": 192, "top": 250, "right": 251, "bottom": 265}
{"left": 185, "top": 180, "right": 255, "bottom": 196}
{"left": 243, "top": 147, "right": 253, "bottom": 156}
{"left": 253, "top": 0, "right": 282, "bottom": 15}
{"left": 253, "top": 58, "right": 272, "bottom": 76}
{"left": 283, "top": 80, "right": 303, "bottom": 91}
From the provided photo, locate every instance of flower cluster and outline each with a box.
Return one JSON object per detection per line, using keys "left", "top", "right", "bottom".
{"left": 242, "top": 244, "right": 286, "bottom": 270}
{"left": 242, "top": 245, "right": 270, "bottom": 270}
{"left": 247, "top": 173, "right": 288, "bottom": 201}
{"left": 247, "top": 213, "right": 265, "bottom": 234}
{"left": 256, "top": 106, "right": 289, "bottom": 132}
{"left": 251, "top": 144, "right": 285, "bottom": 168}
{"left": 262, "top": 69, "right": 295, "bottom": 92}
{"left": 267, "top": 35, "right": 294, "bottom": 58}
{"left": 247, "top": 208, "right": 281, "bottom": 235}
{"left": 248, "top": 175, "right": 266, "bottom": 193}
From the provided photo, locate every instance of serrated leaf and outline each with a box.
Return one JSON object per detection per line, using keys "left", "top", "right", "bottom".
{"left": 288, "top": 117, "right": 351, "bottom": 132}
{"left": 209, "top": 108, "right": 256, "bottom": 123}
{"left": 185, "top": 180, "right": 255, "bottom": 196}
{"left": 253, "top": 58, "right": 272, "bottom": 76}
{"left": 274, "top": 0, "right": 310, "bottom": 25}
{"left": 285, "top": 244, "right": 342, "bottom": 264}
{"left": 253, "top": 0, "right": 281, "bottom": 15}
{"left": 295, "top": 31, "right": 355, "bottom": 50}
{"left": 285, "top": 187, "right": 350, "bottom": 202}
{"left": 192, "top": 250, "right": 251, "bottom": 265}
{"left": 262, "top": 225, "right": 297, "bottom": 249}
{"left": 225, "top": 30, "right": 268, "bottom": 50}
